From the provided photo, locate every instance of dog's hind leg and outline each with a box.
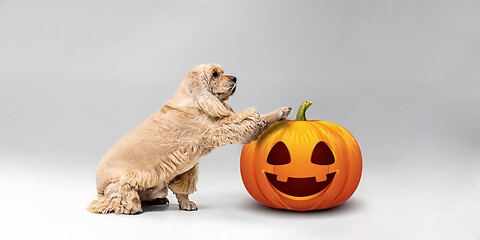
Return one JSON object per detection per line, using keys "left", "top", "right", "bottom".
{"left": 139, "top": 183, "right": 169, "bottom": 205}
{"left": 168, "top": 163, "right": 198, "bottom": 211}
{"left": 87, "top": 182, "right": 142, "bottom": 214}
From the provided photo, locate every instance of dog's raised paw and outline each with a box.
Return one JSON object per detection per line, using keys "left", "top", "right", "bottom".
{"left": 278, "top": 107, "right": 292, "bottom": 121}
{"left": 179, "top": 200, "right": 198, "bottom": 211}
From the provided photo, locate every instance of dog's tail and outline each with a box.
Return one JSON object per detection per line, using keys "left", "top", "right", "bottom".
{"left": 87, "top": 183, "right": 142, "bottom": 214}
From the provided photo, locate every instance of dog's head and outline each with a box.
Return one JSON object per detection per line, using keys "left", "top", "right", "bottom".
{"left": 186, "top": 64, "right": 237, "bottom": 118}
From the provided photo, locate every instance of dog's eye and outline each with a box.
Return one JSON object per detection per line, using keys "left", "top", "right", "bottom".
{"left": 311, "top": 142, "right": 335, "bottom": 165}
{"left": 267, "top": 141, "right": 291, "bottom": 165}
{"left": 212, "top": 71, "right": 219, "bottom": 78}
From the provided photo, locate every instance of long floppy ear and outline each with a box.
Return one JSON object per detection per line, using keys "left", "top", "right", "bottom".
{"left": 196, "top": 94, "right": 234, "bottom": 118}
{"left": 188, "top": 69, "right": 233, "bottom": 118}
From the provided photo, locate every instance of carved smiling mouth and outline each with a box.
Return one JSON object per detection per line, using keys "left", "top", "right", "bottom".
{"left": 265, "top": 172, "right": 336, "bottom": 197}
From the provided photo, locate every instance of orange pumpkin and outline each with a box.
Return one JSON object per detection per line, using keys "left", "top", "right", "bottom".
{"left": 240, "top": 101, "right": 362, "bottom": 211}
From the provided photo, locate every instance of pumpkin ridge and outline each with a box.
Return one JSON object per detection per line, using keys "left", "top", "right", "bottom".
{"left": 268, "top": 123, "right": 294, "bottom": 208}
{"left": 324, "top": 126, "right": 350, "bottom": 208}
{"left": 331, "top": 124, "right": 362, "bottom": 207}
{"left": 319, "top": 122, "right": 356, "bottom": 208}
{"left": 251, "top": 143, "right": 284, "bottom": 209}
{"left": 307, "top": 121, "right": 335, "bottom": 208}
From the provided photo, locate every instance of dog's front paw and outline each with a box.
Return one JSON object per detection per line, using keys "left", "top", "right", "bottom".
{"left": 179, "top": 200, "right": 198, "bottom": 211}
{"left": 261, "top": 107, "right": 292, "bottom": 125}
{"left": 277, "top": 107, "right": 292, "bottom": 121}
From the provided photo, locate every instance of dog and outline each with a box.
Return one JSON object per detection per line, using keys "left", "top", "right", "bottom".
{"left": 87, "top": 64, "right": 291, "bottom": 214}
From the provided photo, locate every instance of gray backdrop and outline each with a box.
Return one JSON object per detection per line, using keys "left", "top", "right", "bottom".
{"left": 1, "top": 0, "right": 479, "bottom": 239}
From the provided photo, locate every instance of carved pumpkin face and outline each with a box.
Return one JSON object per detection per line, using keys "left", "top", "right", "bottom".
{"left": 265, "top": 140, "right": 337, "bottom": 198}
{"left": 240, "top": 102, "right": 362, "bottom": 211}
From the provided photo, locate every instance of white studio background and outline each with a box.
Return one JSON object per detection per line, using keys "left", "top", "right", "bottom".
{"left": 0, "top": 0, "right": 479, "bottom": 239}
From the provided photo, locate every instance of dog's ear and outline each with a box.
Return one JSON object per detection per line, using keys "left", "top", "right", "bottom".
{"left": 188, "top": 70, "right": 233, "bottom": 118}
{"left": 196, "top": 94, "right": 233, "bottom": 118}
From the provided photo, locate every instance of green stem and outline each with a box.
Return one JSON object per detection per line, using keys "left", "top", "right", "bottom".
{"left": 296, "top": 101, "right": 313, "bottom": 121}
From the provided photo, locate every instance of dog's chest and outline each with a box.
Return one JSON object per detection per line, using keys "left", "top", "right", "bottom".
{"left": 165, "top": 149, "right": 205, "bottom": 182}
{"left": 176, "top": 158, "right": 198, "bottom": 176}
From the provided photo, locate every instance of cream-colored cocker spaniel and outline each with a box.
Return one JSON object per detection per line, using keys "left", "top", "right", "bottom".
{"left": 87, "top": 64, "right": 291, "bottom": 214}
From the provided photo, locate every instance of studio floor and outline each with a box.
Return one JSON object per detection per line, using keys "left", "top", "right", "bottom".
{"left": 1, "top": 144, "right": 478, "bottom": 240}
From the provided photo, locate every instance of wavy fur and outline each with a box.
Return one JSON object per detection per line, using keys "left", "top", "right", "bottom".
{"left": 88, "top": 64, "right": 291, "bottom": 214}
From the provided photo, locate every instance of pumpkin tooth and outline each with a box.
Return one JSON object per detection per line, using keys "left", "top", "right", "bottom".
{"left": 276, "top": 175, "right": 288, "bottom": 182}
{"left": 315, "top": 175, "right": 327, "bottom": 182}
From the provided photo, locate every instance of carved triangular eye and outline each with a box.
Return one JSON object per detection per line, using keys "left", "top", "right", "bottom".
{"left": 267, "top": 141, "right": 291, "bottom": 165}
{"left": 311, "top": 142, "right": 335, "bottom": 165}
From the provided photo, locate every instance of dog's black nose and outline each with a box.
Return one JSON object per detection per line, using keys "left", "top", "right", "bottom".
{"left": 229, "top": 76, "right": 237, "bottom": 83}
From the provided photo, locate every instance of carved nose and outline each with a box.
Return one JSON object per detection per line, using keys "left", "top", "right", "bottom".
{"left": 229, "top": 76, "right": 237, "bottom": 83}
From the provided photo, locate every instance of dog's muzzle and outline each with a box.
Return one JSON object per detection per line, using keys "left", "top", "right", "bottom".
{"left": 229, "top": 76, "right": 237, "bottom": 94}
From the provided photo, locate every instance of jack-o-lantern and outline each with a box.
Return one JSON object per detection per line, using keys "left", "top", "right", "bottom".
{"left": 240, "top": 101, "right": 362, "bottom": 211}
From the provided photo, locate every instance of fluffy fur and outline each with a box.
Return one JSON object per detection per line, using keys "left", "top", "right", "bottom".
{"left": 87, "top": 64, "right": 291, "bottom": 214}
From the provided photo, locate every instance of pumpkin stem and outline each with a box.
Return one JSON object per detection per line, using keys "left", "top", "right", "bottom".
{"left": 296, "top": 101, "right": 313, "bottom": 121}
